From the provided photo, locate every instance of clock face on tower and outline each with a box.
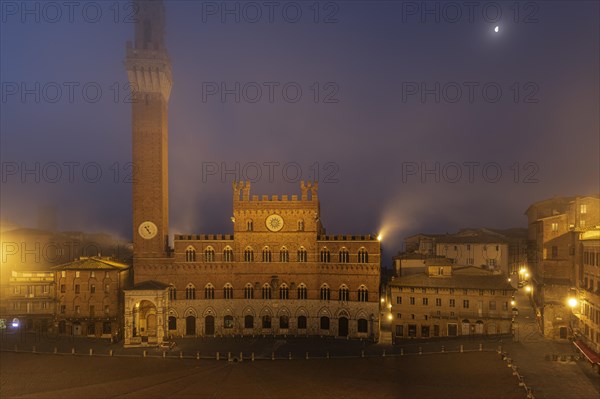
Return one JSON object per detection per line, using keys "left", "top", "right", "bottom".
{"left": 138, "top": 221, "right": 158, "bottom": 239}
{"left": 265, "top": 214, "right": 284, "bottom": 232}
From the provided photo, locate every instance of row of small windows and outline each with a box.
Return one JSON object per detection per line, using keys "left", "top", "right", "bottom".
{"left": 185, "top": 246, "right": 369, "bottom": 263}
{"left": 397, "top": 287, "right": 510, "bottom": 296}
{"left": 168, "top": 284, "right": 369, "bottom": 302}
{"left": 396, "top": 296, "right": 509, "bottom": 310}
{"left": 169, "top": 315, "right": 369, "bottom": 333}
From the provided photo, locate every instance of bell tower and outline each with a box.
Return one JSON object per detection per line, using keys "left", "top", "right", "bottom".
{"left": 126, "top": 0, "right": 172, "bottom": 263}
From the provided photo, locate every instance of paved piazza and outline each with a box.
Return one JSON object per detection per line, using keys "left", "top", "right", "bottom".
{"left": 1, "top": 351, "right": 524, "bottom": 399}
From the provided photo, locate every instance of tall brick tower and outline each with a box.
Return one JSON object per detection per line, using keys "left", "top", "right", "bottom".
{"left": 126, "top": 0, "right": 172, "bottom": 275}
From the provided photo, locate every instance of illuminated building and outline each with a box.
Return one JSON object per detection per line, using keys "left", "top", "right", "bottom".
{"left": 122, "top": 1, "right": 380, "bottom": 346}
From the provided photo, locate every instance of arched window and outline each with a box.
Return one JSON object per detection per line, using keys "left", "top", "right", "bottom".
{"left": 320, "top": 247, "right": 330, "bottom": 263}
{"left": 358, "top": 247, "right": 368, "bottom": 263}
{"left": 320, "top": 284, "right": 330, "bottom": 301}
{"left": 185, "top": 246, "right": 196, "bottom": 262}
{"left": 298, "top": 219, "right": 304, "bottom": 231}
{"left": 262, "top": 283, "right": 272, "bottom": 300}
{"left": 244, "top": 283, "right": 254, "bottom": 299}
{"left": 297, "top": 283, "right": 307, "bottom": 300}
{"left": 279, "top": 284, "right": 289, "bottom": 300}
{"left": 244, "top": 315, "right": 254, "bottom": 329}
{"left": 297, "top": 246, "right": 307, "bottom": 262}
{"left": 223, "top": 246, "right": 233, "bottom": 262}
{"left": 262, "top": 246, "right": 272, "bottom": 262}
{"left": 280, "top": 315, "right": 289, "bottom": 329}
{"left": 338, "top": 285, "right": 349, "bottom": 302}
{"left": 358, "top": 285, "right": 369, "bottom": 302}
{"left": 262, "top": 315, "right": 271, "bottom": 329}
{"left": 339, "top": 248, "right": 349, "bottom": 263}
{"left": 168, "top": 285, "right": 177, "bottom": 301}
{"left": 204, "top": 246, "right": 215, "bottom": 262}
{"left": 247, "top": 219, "right": 253, "bottom": 231}
{"left": 320, "top": 316, "right": 330, "bottom": 330}
{"left": 244, "top": 246, "right": 254, "bottom": 262}
{"left": 204, "top": 283, "right": 214, "bottom": 299}
{"left": 357, "top": 318, "right": 368, "bottom": 333}
{"left": 223, "top": 283, "right": 233, "bottom": 299}
{"left": 224, "top": 315, "right": 234, "bottom": 329}
{"left": 297, "top": 315, "right": 307, "bottom": 329}
{"left": 168, "top": 316, "right": 177, "bottom": 330}
{"left": 279, "top": 247, "right": 289, "bottom": 262}
{"left": 185, "top": 283, "right": 196, "bottom": 300}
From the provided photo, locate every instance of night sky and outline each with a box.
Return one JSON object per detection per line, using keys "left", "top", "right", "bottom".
{"left": 1, "top": 1, "right": 599, "bottom": 262}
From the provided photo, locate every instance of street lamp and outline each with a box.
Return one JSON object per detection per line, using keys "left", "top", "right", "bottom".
{"left": 567, "top": 297, "right": 578, "bottom": 309}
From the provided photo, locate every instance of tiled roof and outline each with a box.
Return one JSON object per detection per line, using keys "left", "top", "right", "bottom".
{"left": 52, "top": 257, "right": 129, "bottom": 271}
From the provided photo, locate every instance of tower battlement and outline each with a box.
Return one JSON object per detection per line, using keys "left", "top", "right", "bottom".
{"left": 232, "top": 180, "right": 319, "bottom": 203}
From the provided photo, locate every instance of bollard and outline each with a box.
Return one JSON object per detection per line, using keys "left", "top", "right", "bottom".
{"left": 180, "top": 351, "right": 183, "bottom": 359}
{"left": 382, "top": 349, "right": 386, "bottom": 357}
{"left": 361, "top": 350, "right": 364, "bottom": 358}
{"left": 110, "top": 349, "right": 113, "bottom": 357}
{"left": 419, "top": 347, "right": 422, "bottom": 355}
{"left": 251, "top": 352, "right": 255, "bottom": 362}
{"left": 460, "top": 345, "right": 463, "bottom": 353}
{"left": 228, "top": 352, "right": 232, "bottom": 362}
{"left": 72, "top": 347, "right": 76, "bottom": 355}
{"left": 33, "top": 346, "right": 36, "bottom": 353}
{"left": 441, "top": 345, "right": 445, "bottom": 353}
{"left": 400, "top": 348, "right": 404, "bottom": 356}
{"left": 272, "top": 352, "right": 275, "bottom": 360}
{"left": 479, "top": 343, "right": 482, "bottom": 352}
{"left": 197, "top": 352, "right": 200, "bottom": 360}
{"left": 239, "top": 352, "right": 243, "bottom": 362}
{"left": 89, "top": 348, "right": 93, "bottom": 356}
{"left": 143, "top": 350, "right": 147, "bottom": 357}
{"left": 216, "top": 352, "right": 220, "bottom": 361}
{"left": 326, "top": 351, "right": 330, "bottom": 359}
{"left": 289, "top": 352, "right": 292, "bottom": 360}
{"left": 54, "top": 347, "right": 58, "bottom": 354}
{"left": 163, "top": 351, "right": 166, "bottom": 358}
{"left": 306, "top": 352, "right": 309, "bottom": 360}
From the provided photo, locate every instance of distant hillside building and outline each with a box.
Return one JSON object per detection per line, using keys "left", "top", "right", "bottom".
{"left": 401, "top": 228, "right": 527, "bottom": 276}
{"left": 388, "top": 265, "right": 515, "bottom": 340}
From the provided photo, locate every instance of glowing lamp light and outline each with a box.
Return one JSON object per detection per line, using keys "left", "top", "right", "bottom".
{"left": 525, "top": 286, "right": 532, "bottom": 293}
{"left": 511, "top": 300, "right": 516, "bottom": 306}
{"left": 524, "top": 273, "right": 529, "bottom": 278}
{"left": 387, "top": 313, "right": 393, "bottom": 321}
{"left": 494, "top": 26, "right": 499, "bottom": 33}
{"left": 380, "top": 298, "right": 385, "bottom": 304}
{"left": 519, "top": 268, "right": 526, "bottom": 274}
{"left": 508, "top": 278, "right": 511, "bottom": 282}
{"left": 567, "top": 297, "right": 578, "bottom": 308}
{"left": 377, "top": 234, "right": 382, "bottom": 242}
{"left": 387, "top": 303, "right": 392, "bottom": 309}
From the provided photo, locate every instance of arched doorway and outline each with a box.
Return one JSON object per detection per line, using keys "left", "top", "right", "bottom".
{"left": 134, "top": 300, "right": 158, "bottom": 340}
{"left": 186, "top": 316, "right": 196, "bottom": 336}
{"left": 205, "top": 315, "right": 215, "bottom": 335}
{"left": 338, "top": 317, "right": 349, "bottom": 337}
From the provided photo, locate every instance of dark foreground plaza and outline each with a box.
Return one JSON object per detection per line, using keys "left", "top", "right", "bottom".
{"left": 1, "top": 351, "right": 524, "bottom": 399}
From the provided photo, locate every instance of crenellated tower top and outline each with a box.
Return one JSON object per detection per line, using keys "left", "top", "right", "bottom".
{"left": 125, "top": 0, "right": 172, "bottom": 102}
